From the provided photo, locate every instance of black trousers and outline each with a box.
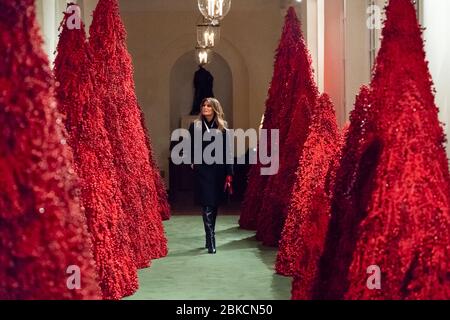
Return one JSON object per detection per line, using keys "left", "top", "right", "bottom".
{"left": 202, "top": 206, "right": 218, "bottom": 251}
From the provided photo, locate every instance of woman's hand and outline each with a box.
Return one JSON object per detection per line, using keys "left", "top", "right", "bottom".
{"left": 224, "top": 175, "right": 233, "bottom": 195}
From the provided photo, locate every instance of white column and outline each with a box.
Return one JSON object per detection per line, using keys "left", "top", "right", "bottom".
{"left": 35, "top": 0, "right": 70, "bottom": 65}
{"left": 317, "top": 0, "right": 325, "bottom": 93}
{"left": 423, "top": 0, "right": 450, "bottom": 160}
{"left": 299, "top": 0, "right": 325, "bottom": 93}
{"left": 324, "top": 0, "right": 346, "bottom": 126}
{"left": 39, "top": 0, "right": 57, "bottom": 64}
{"left": 323, "top": 0, "right": 373, "bottom": 127}
{"left": 344, "top": 0, "right": 371, "bottom": 122}
{"left": 81, "top": 0, "right": 99, "bottom": 32}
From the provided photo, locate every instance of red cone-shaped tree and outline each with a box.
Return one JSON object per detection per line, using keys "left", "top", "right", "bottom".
{"left": 240, "top": 7, "right": 310, "bottom": 230}
{"left": 255, "top": 8, "right": 319, "bottom": 247}
{"left": 54, "top": 6, "right": 138, "bottom": 299}
{"left": 89, "top": 0, "right": 167, "bottom": 267}
{"left": 345, "top": 81, "right": 450, "bottom": 299}
{"left": 343, "top": 0, "right": 450, "bottom": 299}
{"left": 315, "top": 0, "right": 450, "bottom": 300}
{"left": 154, "top": 170, "right": 170, "bottom": 221}
{"left": 255, "top": 95, "right": 311, "bottom": 247}
{"left": 239, "top": 151, "right": 265, "bottom": 230}
{"left": 276, "top": 94, "right": 340, "bottom": 298}
{"left": 313, "top": 86, "right": 379, "bottom": 299}
{"left": 276, "top": 94, "right": 340, "bottom": 278}
{"left": 0, "top": 0, "right": 100, "bottom": 299}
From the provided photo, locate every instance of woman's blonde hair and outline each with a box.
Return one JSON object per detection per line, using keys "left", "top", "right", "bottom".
{"left": 198, "top": 97, "right": 228, "bottom": 131}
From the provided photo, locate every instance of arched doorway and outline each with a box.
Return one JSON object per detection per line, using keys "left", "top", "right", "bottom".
{"left": 169, "top": 51, "right": 233, "bottom": 210}
{"left": 169, "top": 51, "right": 233, "bottom": 132}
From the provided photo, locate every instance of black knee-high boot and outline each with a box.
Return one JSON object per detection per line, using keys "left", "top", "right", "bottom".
{"left": 202, "top": 206, "right": 216, "bottom": 254}
{"left": 211, "top": 207, "right": 218, "bottom": 232}
{"left": 204, "top": 208, "right": 218, "bottom": 247}
{"left": 210, "top": 207, "right": 217, "bottom": 251}
{"left": 202, "top": 207, "right": 210, "bottom": 249}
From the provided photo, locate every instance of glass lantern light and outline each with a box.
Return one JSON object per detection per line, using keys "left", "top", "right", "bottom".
{"left": 198, "top": 0, "right": 231, "bottom": 25}
{"left": 195, "top": 46, "right": 212, "bottom": 66}
{"left": 197, "top": 23, "right": 220, "bottom": 48}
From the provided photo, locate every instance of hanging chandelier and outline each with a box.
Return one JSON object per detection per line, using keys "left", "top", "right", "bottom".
{"left": 195, "top": 46, "right": 212, "bottom": 66}
{"left": 198, "top": 0, "right": 231, "bottom": 25}
{"left": 197, "top": 22, "right": 220, "bottom": 48}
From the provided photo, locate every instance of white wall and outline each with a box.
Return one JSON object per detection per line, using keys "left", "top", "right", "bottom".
{"left": 324, "top": 0, "right": 346, "bottom": 126}
{"left": 323, "top": 0, "right": 372, "bottom": 127}
{"left": 119, "top": 1, "right": 284, "bottom": 183}
{"left": 35, "top": 0, "right": 65, "bottom": 64}
{"left": 344, "top": 0, "right": 371, "bottom": 124}
{"left": 299, "top": 0, "right": 325, "bottom": 92}
{"left": 423, "top": 0, "right": 450, "bottom": 159}
{"left": 35, "top": 0, "right": 98, "bottom": 65}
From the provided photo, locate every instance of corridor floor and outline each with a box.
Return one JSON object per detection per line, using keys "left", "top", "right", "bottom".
{"left": 126, "top": 215, "right": 291, "bottom": 300}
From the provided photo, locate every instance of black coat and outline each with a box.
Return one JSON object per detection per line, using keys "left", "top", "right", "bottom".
{"left": 189, "top": 119, "right": 233, "bottom": 207}
{"left": 191, "top": 66, "right": 214, "bottom": 115}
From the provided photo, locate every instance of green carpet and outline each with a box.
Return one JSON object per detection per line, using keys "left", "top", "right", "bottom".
{"left": 125, "top": 215, "right": 292, "bottom": 300}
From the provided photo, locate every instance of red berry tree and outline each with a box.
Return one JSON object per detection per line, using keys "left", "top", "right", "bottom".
{"left": 346, "top": 81, "right": 450, "bottom": 299}
{"left": 89, "top": 0, "right": 167, "bottom": 267}
{"left": 54, "top": 6, "right": 138, "bottom": 299}
{"left": 313, "top": 86, "right": 378, "bottom": 299}
{"left": 255, "top": 7, "right": 318, "bottom": 247}
{"left": 316, "top": 0, "right": 450, "bottom": 299}
{"left": 343, "top": 0, "right": 450, "bottom": 299}
{"left": 240, "top": 7, "right": 314, "bottom": 231}
{"left": 0, "top": 0, "right": 100, "bottom": 299}
{"left": 277, "top": 94, "right": 341, "bottom": 298}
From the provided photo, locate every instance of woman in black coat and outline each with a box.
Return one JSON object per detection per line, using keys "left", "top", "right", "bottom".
{"left": 189, "top": 98, "right": 233, "bottom": 254}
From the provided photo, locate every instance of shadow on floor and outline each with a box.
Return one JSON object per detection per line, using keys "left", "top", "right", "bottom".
{"left": 254, "top": 239, "right": 293, "bottom": 300}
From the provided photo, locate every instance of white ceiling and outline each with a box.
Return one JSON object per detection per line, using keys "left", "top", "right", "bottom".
{"left": 119, "top": 0, "right": 288, "bottom": 12}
